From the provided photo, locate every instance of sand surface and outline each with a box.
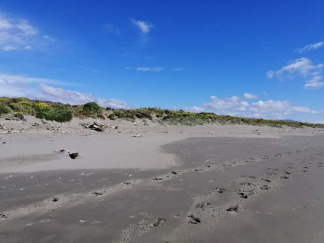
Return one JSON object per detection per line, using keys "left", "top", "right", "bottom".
{"left": 1, "top": 116, "right": 324, "bottom": 242}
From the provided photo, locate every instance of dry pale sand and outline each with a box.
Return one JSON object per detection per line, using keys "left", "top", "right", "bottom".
{"left": 1, "top": 116, "right": 324, "bottom": 243}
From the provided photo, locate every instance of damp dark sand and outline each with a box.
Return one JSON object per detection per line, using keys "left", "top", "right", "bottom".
{"left": 1, "top": 133, "right": 324, "bottom": 243}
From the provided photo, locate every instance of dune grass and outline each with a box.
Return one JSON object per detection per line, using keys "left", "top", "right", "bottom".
{"left": 1, "top": 97, "right": 323, "bottom": 128}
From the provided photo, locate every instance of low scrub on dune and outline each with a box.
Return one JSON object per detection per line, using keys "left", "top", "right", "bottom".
{"left": 0, "top": 97, "right": 324, "bottom": 128}
{"left": 73, "top": 102, "right": 104, "bottom": 119}
{"left": 107, "top": 108, "right": 324, "bottom": 128}
{"left": 34, "top": 102, "right": 73, "bottom": 122}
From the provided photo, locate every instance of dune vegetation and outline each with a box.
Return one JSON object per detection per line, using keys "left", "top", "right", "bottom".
{"left": 1, "top": 97, "right": 323, "bottom": 128}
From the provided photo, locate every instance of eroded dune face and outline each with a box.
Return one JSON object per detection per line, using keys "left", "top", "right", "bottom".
{"left": 1, "top": 119, "right": 324, "bottom": 243}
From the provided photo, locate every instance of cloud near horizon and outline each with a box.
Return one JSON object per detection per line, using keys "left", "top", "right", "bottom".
{"left": 0, "top": 71, "right": 131, "bottom": 109}
{"left": 39, "top": 84, "right": 131, "bottom": 108}
{"left": 200, "top": 94, "right": 320, "bottom": 120}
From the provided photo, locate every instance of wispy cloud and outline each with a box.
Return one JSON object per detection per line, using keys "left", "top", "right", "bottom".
{"left": 131, "top": 18, "right": 154, "bottom": 43}
{"left": 304, "top": 75, "right": 324, "bottom": 89}
{"left": 104, "top": 23, "right": 121, "bottom": 34}
{"left": 131, "top": 19, "right": 154, "bottom": 34}
{"left": 0, "top": 71, "right": 78, "bottom": 86}
{"left": 136, "top": 67, "right": 163, "bottom": 72}
{"left": 294, "top": 41, "right": 324, "bottom": 53}
{"left": 43, "top": 35, "right": 56, "bottom": 42}
{"left": 267, "top": 58, "right": 324, "bottom": 89}
{"left": 0, "top": 12, "right": 55, "bottom": 51}
{"left": 172, "top": 68, "right": 184, "bottom": 71}
{"left": 244, "top": 93, "right": 258, "bottom": 99}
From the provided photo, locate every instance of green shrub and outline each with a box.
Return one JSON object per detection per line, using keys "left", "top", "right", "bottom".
{"left": 9, "top": 103, "right": 24, "bottom": 112}
{"left": 35, "top": 103, "right": 72, "bottom": 122}
{"left": 0, "top": 103, "right": 11, "bottom": 115}
{"left": 0, "top": 97, "right": 11, "bottom": 105}
{"left": 83, "top": 102, "right": 102, "bottom": 114}
{"left": 135, "top": 110, "right": 153, "bottom": 120}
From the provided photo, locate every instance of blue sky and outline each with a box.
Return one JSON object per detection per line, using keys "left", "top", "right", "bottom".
{"left": 0, "top": 0, "right": 324, "bottom": 122}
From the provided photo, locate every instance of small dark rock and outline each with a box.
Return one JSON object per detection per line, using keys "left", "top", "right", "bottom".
{"left": 262, "top": 179, "right": 271, "bottom": 183}
{"left": 226, "top": 205, "right": 239, "bottom": 212}
{"left": 210, "top": 187, "right": 226, "bottom": 193}
{"left": 195, "top": 202, "right": 212, "bottom": 209}
{"left": 93, "top": 191, "right": 103, "bottom": 196}
{"left": 237, "top": 192, "right": 248, "bottom": 199}
{"left": 152, "top": 218, "right": 166, "bottom": 227}
{"left": 52, "top": 197, "right": 59, "bottom": 202}
{"left": 69, "top": 152, "right": 79, "bottom": 159}
{"left": 188, "top": 214, "right": 201, "bottom": 224}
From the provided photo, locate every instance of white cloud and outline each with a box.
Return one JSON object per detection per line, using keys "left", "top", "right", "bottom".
{"left": 267, "top": 58, "right": 322, "bottom": 79}
{"left": 1, "top": 45, "right": 17, "bottom": 51}
{"left": 266, "top": 71, "right": 274, "bottom": 79}
{"left": 199, "top": 94, "right": 319, "bottom": 120}
{"left": 0, "top": 17, "right": 12, "bottom": 29}
{"left": 0, "top": 13, "right": 54, "bottom": 51}
{"left": 203, "top": 96, "right": 251, "bottom": 114}
{"left": 244, "top": 93, "right": 258, "bottom": 99}
{"left": 203, "top": 96, "right": 241, "bottom": 110}
{"left": 291, "top": 106, "right": 311, "bottom": 113}
{"left": 294, "top": 41, "right": 324, "bottom": 53}
{"left": 172, "top": 68, "right": 184, "bottom": 71}
{"left": 131, "top": 19, "right": 154, "bottom": 34}
{"left": 0, "top": 71, "right": 77, "bottom": 86}
{"left": 184, "top": 106, "right": 205, "bottom": 113}
{"left": 251, "top": 100, "right": 313, "bottom": 115}
{"left": 39, "top": 84, "right": 131, "bottom": 108}
{"left": 250, "top": 100, "right": 291, "bottom": 113}
{"left": 136, "top": 67, "right": 163, "bottom": 72}
{"left": 267, "top": 58, "right": 324, "bottom": 89}
{"left": 304, "top": 75, "right": 324, "bottom": 89}
{"left": 0, "top": 74, "right": 130, "bottom": 109}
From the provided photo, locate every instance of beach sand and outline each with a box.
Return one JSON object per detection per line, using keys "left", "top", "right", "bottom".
{"left": 1, "top": 116, "right": 324, "bottom": 242}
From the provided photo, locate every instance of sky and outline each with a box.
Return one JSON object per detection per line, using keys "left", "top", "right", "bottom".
{"left": 0, "top": 0, "right": 324, "bottom": 123}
